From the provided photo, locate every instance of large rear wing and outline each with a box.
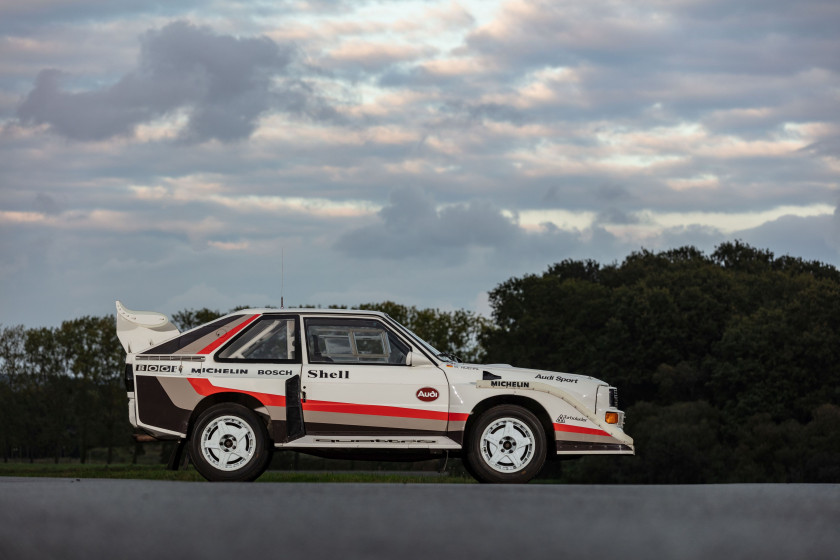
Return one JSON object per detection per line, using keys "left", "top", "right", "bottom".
{"left": 115, "top": 300, "right": 179, "bottom": 353}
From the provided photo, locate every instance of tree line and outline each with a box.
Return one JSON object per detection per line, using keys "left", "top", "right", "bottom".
{"left": 1, "top": 241, "right": 838, "bottom": 482}
{"left": 0, "top": 317, "right": 126, "bottom": 464}
{"left": 482, "top": 241, "right": 840, "bottom": 482}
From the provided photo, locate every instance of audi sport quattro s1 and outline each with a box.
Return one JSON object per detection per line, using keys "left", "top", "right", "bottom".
{"left": 116, "top": 301, "right": 634, "bottom": 483}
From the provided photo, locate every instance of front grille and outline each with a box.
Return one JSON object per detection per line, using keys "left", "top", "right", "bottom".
{"left": 609, "top": 387, "right": 618, "bottom": 408}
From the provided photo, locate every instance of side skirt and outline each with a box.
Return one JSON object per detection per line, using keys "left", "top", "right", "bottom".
{"left": 279, "top": 435, "right": 461, "bottom": 450}
{"left": 291, "top": 449, "right": 449, "bottom": 462}
{"left": 556, "top": 441, "right": 634, "bottom": 454}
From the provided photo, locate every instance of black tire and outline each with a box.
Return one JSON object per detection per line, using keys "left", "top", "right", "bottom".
{"left": 458, "top": 451, "right": 482, "bottom": 481}
{"left": 463, "top": 405, "right": 547, "bottom": 484}
{"left": 189, "top": 403, "right": 272, "bottom": 482}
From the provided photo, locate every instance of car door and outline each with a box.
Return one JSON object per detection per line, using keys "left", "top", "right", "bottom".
{"left": 212, "top": 314, "right": 303, "bottom": 441}
{"left": 300, "top": 315, "right": 450, "bottom": 439}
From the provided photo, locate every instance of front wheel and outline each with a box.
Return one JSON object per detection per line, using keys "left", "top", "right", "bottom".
{"left": 463, "top": 405, "right": 547, "bottom": 483}
{"left": 189, "top": 403, "right": 272, "bottom": 482}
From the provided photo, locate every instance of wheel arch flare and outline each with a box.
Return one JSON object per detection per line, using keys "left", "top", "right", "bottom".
{"left": 133, "top": 375, "right": 282, "bottom": 442}
{"left": 462, "top": 394, "right": 556, "bottom": 451}
{"left": 472, "top": 379, "right": 634, "bottom": 454}
{"left": 188, "top": 392, "right": 274, "bottom": 443}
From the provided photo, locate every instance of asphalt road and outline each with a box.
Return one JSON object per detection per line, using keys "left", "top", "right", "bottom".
{"left": 1, "top": 478, "right": 838, "bottom": 560}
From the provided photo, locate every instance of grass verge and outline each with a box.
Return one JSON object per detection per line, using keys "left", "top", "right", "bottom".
{"left": 0, "top": 463, "right": 475, "bottom": 483}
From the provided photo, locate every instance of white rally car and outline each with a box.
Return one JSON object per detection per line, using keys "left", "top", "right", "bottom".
{"left": 117, "top": 301, "right": 633, "bottom": 483}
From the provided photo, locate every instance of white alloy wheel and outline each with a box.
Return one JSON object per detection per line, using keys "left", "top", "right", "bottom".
{"left": 200, "top": 415, "right": 257, "bottom": 471}
{"left": 189, "top": 403, "right": 271, "bottom": 482}
{"left": 479, "top": 417, "right": 536, "bottom": 473}
{"left": 465, "top": 404, "right": 547, "bottom": 483}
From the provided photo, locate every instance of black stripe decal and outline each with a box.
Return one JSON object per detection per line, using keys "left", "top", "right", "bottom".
{"left": 142, "top": 315, "right": 243, "bottom": 354}
{"left": 136, "top": 376, "right": 191, "bottom": 434}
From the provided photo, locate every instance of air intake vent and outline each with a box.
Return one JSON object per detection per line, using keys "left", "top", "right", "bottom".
{"left": 124, "top": 363, "right": 134, "bottom": 392}
{"left": 135, "top": 355, "right": 205, "bottom": 362}
{"left": 609, "top": 387, "right": 618, "bottom": 408}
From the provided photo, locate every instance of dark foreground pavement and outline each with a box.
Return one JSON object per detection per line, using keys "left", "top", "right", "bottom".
{"left": 1, "top": 479, "right": 838, "bottom": 560}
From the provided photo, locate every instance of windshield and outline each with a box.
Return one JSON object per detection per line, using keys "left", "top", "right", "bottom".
{"left": 386, "top": 316, "right": 453, "bottom": 362}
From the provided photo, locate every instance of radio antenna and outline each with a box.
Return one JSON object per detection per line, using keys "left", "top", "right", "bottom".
{"left": 281, "top": 247, "right": 285, "bottom": 309}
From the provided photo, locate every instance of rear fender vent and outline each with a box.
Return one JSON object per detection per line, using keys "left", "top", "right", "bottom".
{"left": 124, "top": 363, "right": 134, "bottom": 392}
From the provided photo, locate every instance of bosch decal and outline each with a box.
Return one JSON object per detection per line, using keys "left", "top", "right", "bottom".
{"left": 416, "top": 387, "right": 439, "bottom": 402}
{"left": 258, "top": 369, "right": 294, "bottom": 375}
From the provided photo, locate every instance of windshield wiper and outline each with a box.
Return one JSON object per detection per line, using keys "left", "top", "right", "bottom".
{"left": 437, "top": 351, "right": 462, "bottom": 363}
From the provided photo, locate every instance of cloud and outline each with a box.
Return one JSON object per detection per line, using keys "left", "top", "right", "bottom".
{"left": 2, "top": 0, "right": 840, "bottom": 329}
{"left": 16, "top": 21, "right": 299, "bottom": 142}
{"left": 336, "top": 185, "right": 840, "bottom": 273}
{"left": 652, "top": 204, "right": 840, "bottom": 267}
{"left": 801, "top": 133, "right": 840, "bottom": 160}
{"left": 320, "top": 41, "right": 436, "bottom": 74}
{"left": 33, "top": 193, "right": 62, "bottom": 215}
{"left": 834, "top": 204, "right": 840, "bottom": 252}
{"left": 737, "top": 208, "right": 840, "bottom": 263}
{"left": 333, "top": 186, "right": 602, "bottom": 266}
{"left": 335, "top": 187, "right": 522, "bottom": 260}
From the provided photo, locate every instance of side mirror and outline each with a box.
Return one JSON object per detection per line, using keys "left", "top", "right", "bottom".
{"left": 406, "top": 351, "right": 433, "bottom": 367}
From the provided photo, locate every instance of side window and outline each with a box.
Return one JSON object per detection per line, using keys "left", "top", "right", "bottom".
{"left": 217, "top": 317, "right": 298, "bottom": 361}
{"left": 305, "top": 318, "right": 409, "bottom": 365}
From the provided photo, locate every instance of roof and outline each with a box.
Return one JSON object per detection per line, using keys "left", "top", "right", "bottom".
{"left": 226, "top": 308, "right": 390, "bottom": 318}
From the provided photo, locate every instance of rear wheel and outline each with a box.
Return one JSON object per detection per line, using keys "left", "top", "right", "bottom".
{"left": 463, "top": 405, "right": 546, "bottom": 483}
{"left": 189, "top": 403, "right": 272, "bottom": 482}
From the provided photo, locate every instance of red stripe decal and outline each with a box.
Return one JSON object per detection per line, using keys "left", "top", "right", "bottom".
{"left": 188, "top": 378, "right": 286, "bottom": 407}
{"left": 196, "top": 314, "right": 260, "bottom": 355}
{"left": 303, "top": 399, "right": 450, "bottom": 422}
{"left": 187, "top": 377, "right": 466, "bottom": 424}
{"left": 553, "top": 423, "right": 611, "bottom": 437}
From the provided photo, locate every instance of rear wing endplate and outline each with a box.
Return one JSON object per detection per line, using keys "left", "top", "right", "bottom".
{"left": 115, "top": 300, "right": 180, "bottom": 354}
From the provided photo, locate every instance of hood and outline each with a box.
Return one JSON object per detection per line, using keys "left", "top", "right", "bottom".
{"left": 443, "top": 362, "right": 606, "bottom": 400}
{"left": 444, "top": 362, "right": 607, "bottom": 411}
{"left": 479, "top": 363, "right": 604, "bottom": 388}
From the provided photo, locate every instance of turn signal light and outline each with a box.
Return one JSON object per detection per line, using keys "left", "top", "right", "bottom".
{"left": 605, "top": 412, "right": 619, "bottom": 424}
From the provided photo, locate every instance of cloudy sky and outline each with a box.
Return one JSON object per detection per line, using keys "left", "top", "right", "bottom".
{"left": 1, "top": 0, "right": 838, "bottom": 328}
